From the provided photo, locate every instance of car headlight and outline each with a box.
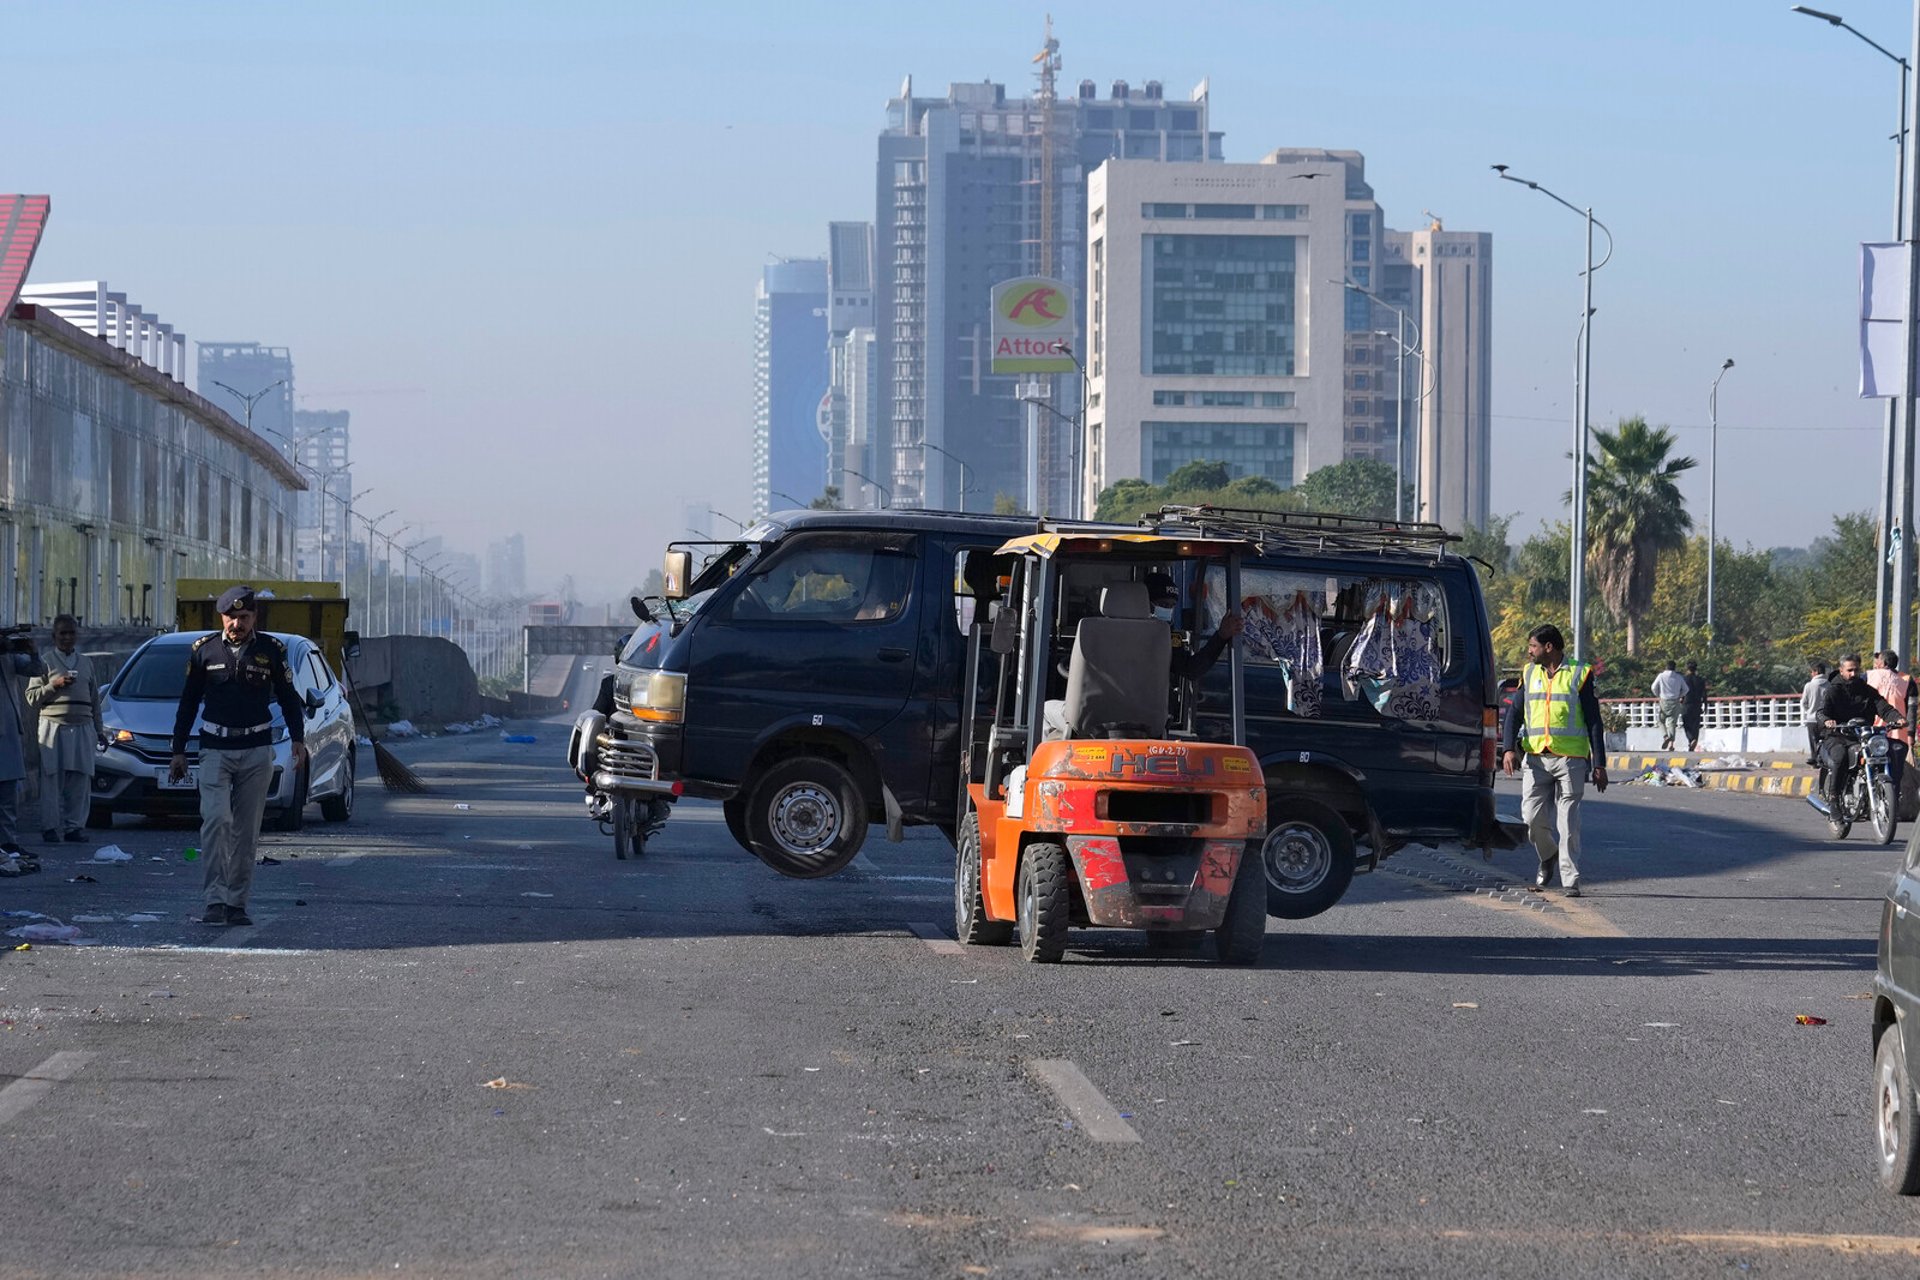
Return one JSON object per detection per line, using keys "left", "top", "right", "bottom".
{"left": 629, "top": 671, "right": 686, "bottom": 724}
{"left": 100, "top": 726, "right": 134, "bottom": 750}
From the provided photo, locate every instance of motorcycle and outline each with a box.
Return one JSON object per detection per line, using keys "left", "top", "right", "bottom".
{"left": 564, "top": 596, "right": 680, "bottom": 860}
{"left": 1807, "top": 719, "right": 1900, "bottom": 844}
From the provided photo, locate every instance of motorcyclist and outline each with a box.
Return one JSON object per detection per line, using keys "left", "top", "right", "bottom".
{"left": 1814, "top": 653, "right": 1906, "bottom": 803}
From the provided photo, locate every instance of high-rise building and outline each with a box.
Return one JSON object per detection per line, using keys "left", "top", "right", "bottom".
{"left": 876, "top": 68, "right": 1221, "bottom": 514}
{"left": 751, "top": 259, "right": 830, "bottom": 518}
{"left": 823, "top": 222, "right": 879, "bottom": 508}
{"left": 290, "top": 409, "right": 351, "bottom": 581}
{"left": 196, "top": 342, "right": 295, "bottom": 444}
{"left": 1084, "top": 149, "right": 1493, "bottom": 530}
{"left": 1381, "top": 222, "right": 1493, "bottom": 531}
{"left": 485, "top": 533, "right": 527, "bottom": 597}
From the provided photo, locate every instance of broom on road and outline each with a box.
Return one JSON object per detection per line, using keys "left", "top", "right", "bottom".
{"left": 343, "top": 672, "right": 429, "bottom": 794}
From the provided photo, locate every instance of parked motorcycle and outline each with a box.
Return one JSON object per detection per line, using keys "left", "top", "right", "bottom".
{"left": 565, "top": 601, "right": 678, "bottom": 860}
{"left": 1808, "top": 720, "right": 1900, "bottom": 844}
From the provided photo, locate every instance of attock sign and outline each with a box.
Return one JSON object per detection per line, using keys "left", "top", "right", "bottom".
{"left": 989, "top": 276, "right": 1076, "bottom": 374}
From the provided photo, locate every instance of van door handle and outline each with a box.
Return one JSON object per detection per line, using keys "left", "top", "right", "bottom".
{"left": 878, "top": 647, "right": 911, "bottom": 663}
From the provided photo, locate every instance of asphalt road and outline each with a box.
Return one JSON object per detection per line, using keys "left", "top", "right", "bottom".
{"left": 3, "top": 699, "right": 1918, "bottom": 1278}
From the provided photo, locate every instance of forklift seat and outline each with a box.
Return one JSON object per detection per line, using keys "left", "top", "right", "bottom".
{"left": 1063, "top": 583, "right": 1171, "bottom": 739}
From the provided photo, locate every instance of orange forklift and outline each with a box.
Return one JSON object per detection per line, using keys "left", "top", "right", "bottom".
{"left": 953, "top": 529, "right": 1268, "bottom": 964}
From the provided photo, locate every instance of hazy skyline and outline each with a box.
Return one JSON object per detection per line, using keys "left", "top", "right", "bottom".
{"left": 6, "top": 0, "right": 1906, "bottom": 599}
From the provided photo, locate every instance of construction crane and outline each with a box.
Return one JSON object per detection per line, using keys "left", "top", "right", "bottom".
{"left": 1032, "top": 16, "right": 1060, "bottom": 277}
{"left": 1422, "top": 209, "right": 1445, "bottom": 232}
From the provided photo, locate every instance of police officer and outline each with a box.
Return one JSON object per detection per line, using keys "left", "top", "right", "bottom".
{"left": 169, "top": 586, "right": 307, "bottom": 926}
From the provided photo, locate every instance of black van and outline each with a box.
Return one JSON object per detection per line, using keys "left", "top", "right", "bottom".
{"left": 610, "top": 506, "right": 1512, "bottom": 915}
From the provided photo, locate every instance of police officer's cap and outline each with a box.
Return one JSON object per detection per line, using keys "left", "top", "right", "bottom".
{"left": 216, "top": 584, "right": 256, "bottom": 615}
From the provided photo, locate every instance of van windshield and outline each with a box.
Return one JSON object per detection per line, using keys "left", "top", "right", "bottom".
{"left": 683, "top": 520, "right": 783, "bottom": 598}
{"left": 619, "top": 590, "right": 716, "bottom": 670}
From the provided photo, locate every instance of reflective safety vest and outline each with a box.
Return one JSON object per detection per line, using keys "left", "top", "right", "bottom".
{"left": 1521, "top": 660, "right": 1593, "bottom": 757}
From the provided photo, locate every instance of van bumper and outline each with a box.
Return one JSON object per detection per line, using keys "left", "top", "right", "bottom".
{"left": 605, "top": 712, "right": 688, "bottom": 789}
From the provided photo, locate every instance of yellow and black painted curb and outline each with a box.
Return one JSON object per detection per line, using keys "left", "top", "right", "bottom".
{"left": 1604, "top": 754, "right": 1815, "bottom": 798}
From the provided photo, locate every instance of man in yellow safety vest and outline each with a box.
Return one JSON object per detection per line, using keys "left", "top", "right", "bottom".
{"left": 1499, "top": 624, "right": 1608, "bottom": 897}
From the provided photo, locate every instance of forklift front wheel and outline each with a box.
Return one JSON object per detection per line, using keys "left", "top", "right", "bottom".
{"left": 1213, "top": 841, "right": 1268, "bottom": 965}
{"left": 1016, "top": 841, "right": 1071, "bottom": 964}
{"left": 744, "top": 754, "right": 868, "bottom": 879}
{"left": 955, "top": 812, "right": 1014, "bottom": 946}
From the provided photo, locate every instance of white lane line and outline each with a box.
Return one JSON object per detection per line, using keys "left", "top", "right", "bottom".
{"left": 0, "top": 1051, "right": 96, "bottom": 1128}
{"left": 122, "top": 946, "right": 316, "bottom": 955}
{"left": 1028, "top": 1059, "right": 1141, "bottom": 1144}
{"left": 325, "top": 854, "right": 365, "bottom": 867}
{"left": 907, "top": 922, "right": 965, "bottom": 955}
{"left": 869, "top": 875, "right": 951, "bottom": 884}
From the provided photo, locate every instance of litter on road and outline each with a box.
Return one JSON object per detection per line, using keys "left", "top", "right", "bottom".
{"left": 88, "top": 845, "right": 133, "bottom": 864}
{"left": 1795, "top": 1014, "right": 1829, "bottom": 1026}
{"left": 501, "top": 733, "right": 537, "bottom": 744}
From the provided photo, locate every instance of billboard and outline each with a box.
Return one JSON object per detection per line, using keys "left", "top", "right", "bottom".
{"left": 990, "top": 276, "right": 1076, "bottom": 374}
{"left": 0, "top": 195, "right": 51, "bottom": 318}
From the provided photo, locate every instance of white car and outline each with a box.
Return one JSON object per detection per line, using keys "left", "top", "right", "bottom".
{"left": 90, "top": 630, "right": 358, "bottom": 831}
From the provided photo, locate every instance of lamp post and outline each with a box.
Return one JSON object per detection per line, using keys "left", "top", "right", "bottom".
{"left": 1058, "top": 342, "right": 1093, "bottom": 519}
{"left": 1792, "top": 5, "right": 1911, "bottom": 653}
{"left": 365, "top": 512, "right": 397, "bottom": 633}
{"left": 707, "top": 507, "right": 748, "bottom": 532}
{"left": 1492, "top": 165, "right": 1615, "bottom": 661}
{"left": 400, "top": 537, "right": 430, "bottom": 636}
{"left": 1707, "top": 359, "right": 1736, "bottom": 642}
{"left": 843, "top": 468, "right": 892, "bottom": 509}
{"left": 1340, "top": 279, "right": 1422, "bottom": 521}
{"left": 210, "top": 379, "right": 286, "bottom": 434}
{"left": 920, "top": 442, "right": 975, "bottom": 511}
{"left": 770, "top": 490, "right": 808, "bottom": 510}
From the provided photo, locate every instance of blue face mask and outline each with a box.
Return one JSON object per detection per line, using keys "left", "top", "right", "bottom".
{"left": 1152, "top": 604, "right": 1175, "bottom": 623}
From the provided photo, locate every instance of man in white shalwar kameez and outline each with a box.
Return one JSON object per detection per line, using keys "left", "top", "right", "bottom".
{"left": 26, "top": 615, "right": 104, "bottom": 844}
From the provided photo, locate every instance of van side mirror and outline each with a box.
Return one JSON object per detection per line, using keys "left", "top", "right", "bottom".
{"left": 663, "top": 550, "right": 694, "bottom": 600}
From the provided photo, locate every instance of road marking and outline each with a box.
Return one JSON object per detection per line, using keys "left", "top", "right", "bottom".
{"left": 1387, "top": 868, "right": 1627, "bottom": 938}
{"left": 1421, "top": 1228, "right": 1919, "bottom": 1256}
{"left": 137, "top": 946, "right": 316, "bottom": 955}
{"left": 1028, "top": 1059, "right": 1141, "bottom": 1144}
{"left": 325, "top": 853, "right": 365, "bottom": 867}
{"left": 907, "top": 922, "right": 965, "bottom": 955}
{"left": 0, "top": 1051, "right": 95, "bottom": 1128}
{"left": 869, "top": 874, "right": 951, "bottom": 884}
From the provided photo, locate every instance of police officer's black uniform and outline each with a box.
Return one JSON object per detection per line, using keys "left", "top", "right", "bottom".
{"left": 170, "top": 585, "right": 305, "bottom": 925}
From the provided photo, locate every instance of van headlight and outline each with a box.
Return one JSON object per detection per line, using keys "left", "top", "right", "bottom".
{"left": 630, "top": 671, "right": 687, "bottom": 724}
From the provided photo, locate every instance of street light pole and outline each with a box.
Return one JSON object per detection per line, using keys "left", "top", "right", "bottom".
{"left": 921, "top": 442, "right": 975, "bottom": 512}
{"left": 210, "top": 378, "right": 286, "bottom": 434}
{"left": 843, "top": 468, "right": 892, "bottom": 509}
{"left": 1492, "top": 166, "right": 1614, "bottom": 662}
{"left": 1340, "top": 280, "right": 1422, "bottom": 521}
{"left": 1707, "top": 359, "right": 1735, "bottom": 641}
{"left": 1794, "top": 5, "right": 1912, "bottom": 652}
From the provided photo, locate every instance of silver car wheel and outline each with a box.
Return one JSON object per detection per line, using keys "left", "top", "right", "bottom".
{"left": 769, "top": 782, "right": 840, "bottom": 856}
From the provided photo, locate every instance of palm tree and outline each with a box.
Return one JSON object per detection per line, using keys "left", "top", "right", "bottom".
{"left": 1579, "top": 416, "right": 1696, "bottom": 656}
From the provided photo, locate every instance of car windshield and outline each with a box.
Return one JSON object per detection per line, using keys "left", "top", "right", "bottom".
{"left": 113, "top": 645, "right": 194, "bottom": 700}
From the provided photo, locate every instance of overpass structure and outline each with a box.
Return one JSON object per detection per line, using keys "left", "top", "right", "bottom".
{"left": 522, "top": 624, "right": 630, "bottom": 691}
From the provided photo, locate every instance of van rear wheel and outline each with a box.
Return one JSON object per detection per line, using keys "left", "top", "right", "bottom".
{"left": 1261, "top": 799, "right": 1355, "bottom": 919}
{"left": 744, "top": 755, "right": 868, "bottom": 879}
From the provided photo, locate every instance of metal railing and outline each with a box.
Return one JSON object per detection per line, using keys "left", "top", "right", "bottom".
{"left": 1603, "top": 694, "right": 1805, "bottom": 730}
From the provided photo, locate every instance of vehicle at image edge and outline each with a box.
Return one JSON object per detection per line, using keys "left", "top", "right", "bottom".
{"left": 1874, "top": 821, "right": 1920, "bottom": 1194}
{"left": 612, "top": 505, "right": 1510, "bottom": 910}
{"left": 90, "top": 630, "right": 358, "bottom": 831}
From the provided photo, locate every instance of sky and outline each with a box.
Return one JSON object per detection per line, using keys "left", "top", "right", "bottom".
{"left": 5, "top": 0, "right": 1912, "bottom": 601}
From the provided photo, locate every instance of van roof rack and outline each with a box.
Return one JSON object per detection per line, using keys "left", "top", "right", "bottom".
{"left": 1149, "top": 504, "right": 1460, "bottom": 558}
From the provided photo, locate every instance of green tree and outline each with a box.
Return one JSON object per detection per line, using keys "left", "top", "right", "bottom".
{"left": 1162, "top": 459, "right": 1233, "bottom": 492}
{"left": 993, "top": 491, "right": 1026, "bottom": 516}
{"left": 808, "top": 485, "right": 844, "bottom": 511}
{"left": 1294, "top": 458, "right": 1403, "bottom": 519}
{"left": 1581, "top": 416, "right": 1696, "bottom": 656}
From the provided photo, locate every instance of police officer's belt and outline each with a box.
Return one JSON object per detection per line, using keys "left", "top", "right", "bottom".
{"left": 199, "top": 722, "right": 272, "bottom": 738}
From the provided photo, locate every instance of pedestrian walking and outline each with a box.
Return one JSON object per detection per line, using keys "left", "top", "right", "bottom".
{"left": 168, "top": 586, "right": 306, "bottom": 927}
{"left": 1500, "top": 624, "right": 1608, "bottom": 897}
{"left": 25, "top": 615, "right": 104, "bottom": 844}
{"left": 1682, "top": 660, "right": 1709, "bottom": 753}
{"left": 0, "top": 630, "right": 45, "bottom": 875}
{"left": 1802, "top": 662, "right": 1830, "bottom": 764}
{"left": 1651, "top": 660, "right": 1688, "bottom": 751}
{"left": 1868, "top": 650, "right": 1913, "bottom": 795}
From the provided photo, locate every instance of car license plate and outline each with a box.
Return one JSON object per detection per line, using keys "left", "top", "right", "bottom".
{"left": 158, "top": 767, "right": 197, "bottom": 791}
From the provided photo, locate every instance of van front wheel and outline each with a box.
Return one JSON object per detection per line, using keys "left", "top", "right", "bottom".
{"left": 744, "top": 755, "right": 868, "bottom": 879}
{"left": 1260, "top": 800, "right": 1355, "bottom": 920}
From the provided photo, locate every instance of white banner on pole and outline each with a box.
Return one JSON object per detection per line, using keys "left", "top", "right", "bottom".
{"left": 1861, "top": 241, "right": 1909, "bottom": 398}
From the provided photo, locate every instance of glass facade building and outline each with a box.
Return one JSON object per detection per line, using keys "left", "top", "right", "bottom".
{"left": 0, "top": 304, "right": 303, "bottom": 627}
{"left": 1144, "top": 234, "right": 1297, "bottom": 376}
{"left": 1145, "top": 421, "right": 1296, "bottom": 484}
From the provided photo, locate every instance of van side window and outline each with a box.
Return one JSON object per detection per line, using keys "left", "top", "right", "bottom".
{"left": 725, "top": 535, "right": 916, "bottom": 625}
{"left": 1203, "top": 566, "right": 1454, "bottom": 717}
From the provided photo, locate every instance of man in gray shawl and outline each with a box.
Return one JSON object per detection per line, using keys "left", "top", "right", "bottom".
{"left": 0, "top": 629, "right": 45, "bottom": 871}
{"left": 27, "top": 615, "right": 104, "bottom": 843}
